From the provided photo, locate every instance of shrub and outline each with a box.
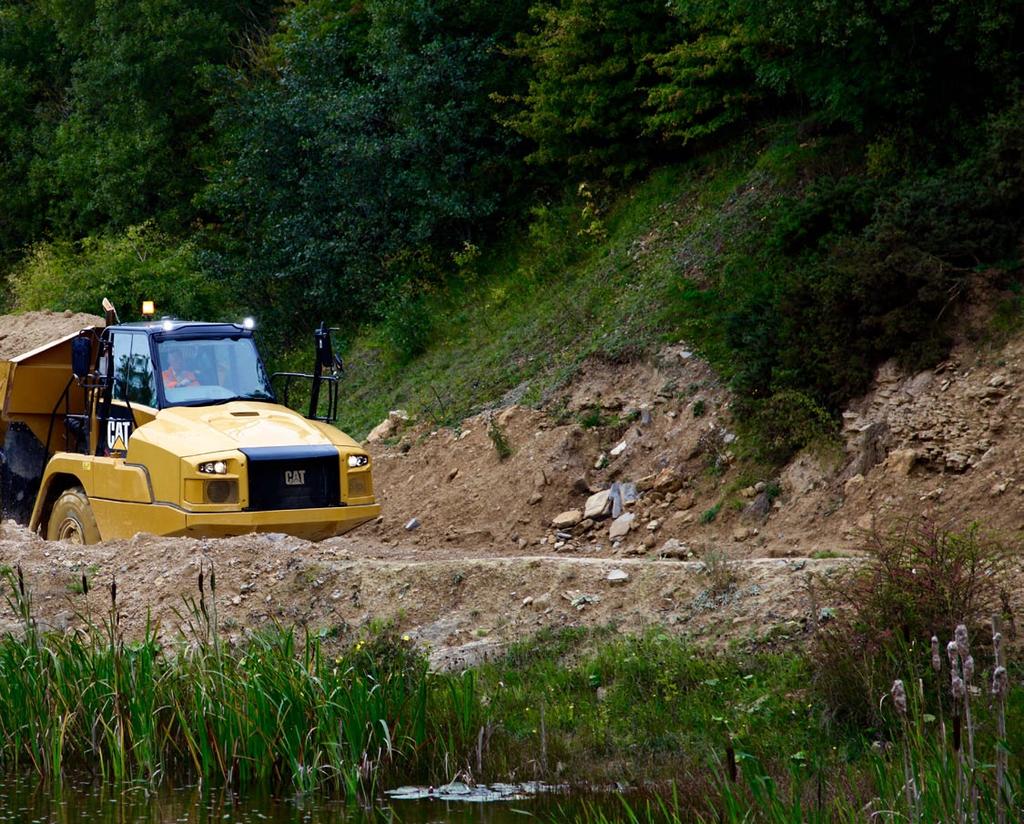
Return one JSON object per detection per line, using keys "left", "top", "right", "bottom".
{"left": 379, "top": 285, "right": 434, "bottom": 366}
{"left": 11, "top": 223, "right": 227, "bottom": 321}
{"left": 699, "top": 503, "right": 721, "bottom": 524}
{"left": 734, "top": 390, "right": 836, "bottom": 465}
{"left": 487, "top": 416, "right": 513, "bottom": 460}
{"left": 810, "top": 520, "right": 1015, "bottom": 728}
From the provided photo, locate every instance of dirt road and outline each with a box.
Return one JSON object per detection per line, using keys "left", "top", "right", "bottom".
{"left": 0, "top": 524, "right": 834, "bottom": 666}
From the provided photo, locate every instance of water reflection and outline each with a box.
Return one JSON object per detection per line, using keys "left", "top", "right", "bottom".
{"left": 0, "top": 776, "right": 572, "bottom": 824}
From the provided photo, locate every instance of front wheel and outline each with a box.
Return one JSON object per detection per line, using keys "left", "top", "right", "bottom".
{"left": 46, "top": 486, "right": 101, "bottom": 544}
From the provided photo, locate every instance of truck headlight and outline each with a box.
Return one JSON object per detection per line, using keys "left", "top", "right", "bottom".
{"left": 199, "top": 461, "right": 228, "bottom": 474}
{"left": 347, "top": 454, "right": 369, "bottom": 468}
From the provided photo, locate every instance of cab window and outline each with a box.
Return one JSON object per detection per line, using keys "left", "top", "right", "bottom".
{"left": 111, "top": 333, "right": 157, "bottom": 407}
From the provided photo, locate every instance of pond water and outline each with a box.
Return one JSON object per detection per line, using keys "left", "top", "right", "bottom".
{"left": 0, "top": 777, "right": 621, "bottom": 824}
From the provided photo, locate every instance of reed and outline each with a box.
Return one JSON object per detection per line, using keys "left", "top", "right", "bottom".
{"left": 0, "top": 567, "right": 478, "bottom": 798}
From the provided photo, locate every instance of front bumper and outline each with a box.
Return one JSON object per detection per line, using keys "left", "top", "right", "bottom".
{"left": 182, "top": 502, "right": 382, "bottom": 541}
{"left": 90, "top": 498, "right": 381, "bottom": 542}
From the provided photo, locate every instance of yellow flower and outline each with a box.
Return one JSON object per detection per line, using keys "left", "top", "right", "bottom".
{"left": 402, "top": 634, "right": 411, "bottom": 642}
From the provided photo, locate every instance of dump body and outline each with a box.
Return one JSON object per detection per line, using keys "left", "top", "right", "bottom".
{"left": 0, "top": 319, "right": 379, "bottom": 543}
{"left": 0, "top": 330, "right": 94, "bottom": 450}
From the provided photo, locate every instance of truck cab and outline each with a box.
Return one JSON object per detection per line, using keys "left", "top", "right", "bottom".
{"left": 10, "top": 318, "right": 379, "bottom": 544}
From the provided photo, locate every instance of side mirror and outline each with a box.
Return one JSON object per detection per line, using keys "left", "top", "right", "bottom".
{"left": 71, "top": 335, "right": 92, "bottom": 379}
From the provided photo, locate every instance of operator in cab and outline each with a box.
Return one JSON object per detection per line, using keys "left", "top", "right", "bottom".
{"left": 162, "top": 347, "right": 199, "bottom": 389}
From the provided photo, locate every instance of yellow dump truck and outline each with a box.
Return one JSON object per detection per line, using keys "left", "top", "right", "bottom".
{"left": 0, "top": 309, "right": 379, "bottom": 544}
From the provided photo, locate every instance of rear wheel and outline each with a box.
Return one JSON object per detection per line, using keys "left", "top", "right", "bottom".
{"left": 46, "top": 486, "right": 101, "bottom": 545}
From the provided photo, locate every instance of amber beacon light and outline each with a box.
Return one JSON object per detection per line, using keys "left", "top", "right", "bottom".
{"left": 141, "top": 300, "right": 156, "bottom": 316}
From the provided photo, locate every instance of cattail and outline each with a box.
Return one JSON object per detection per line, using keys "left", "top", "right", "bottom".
{"left": 110, "top": 578, "right": 116, "bottom": 606}
{"left": 15, "top": 564, "right": 24, "bottom": 598}
{"left": 198, "top": 569, "right": 205, "bottom": 595}
{"left": 931, "top": 635, "right": 941, "bottom": 672}
{"left": 947, "top": 640, "right": 959, "bottom": 667}
{"left": 891, "top": 679, "right": 908, "bottom": 715}
{"left": 963, "top": 655, "right": 975, "bottom": 684}
{"left": 992, "top": 666, "right": 1008, "bottom": 699}
{"left": 209, "top": 563, "right": 216, "bottom": 594}
{"left": 81, "top": 574, "right": 88, "bottom": 596}
{"left": 955, "top": 624, "right": 970, "bottom": 659}
{"left": 993, "top": 631, "right": 1003, "bottom": 661}
{"left": 952, "top": 674, "right": 965, "bottom": 700}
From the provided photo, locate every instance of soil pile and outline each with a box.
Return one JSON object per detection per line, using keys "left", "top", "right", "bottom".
{"left": 0, "top": 310, "right": 104, "bottom": 360}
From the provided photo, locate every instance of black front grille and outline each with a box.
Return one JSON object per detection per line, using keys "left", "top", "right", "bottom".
{"left": 241, "top": 445, "right": 341, "bottom": 511}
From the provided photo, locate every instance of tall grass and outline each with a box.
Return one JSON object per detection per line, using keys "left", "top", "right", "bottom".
{"left": 548, "top": 621, "right": 1022, "bottom": 823}
{"left": 0, "top": 566, "right": 480, "bottom": 798}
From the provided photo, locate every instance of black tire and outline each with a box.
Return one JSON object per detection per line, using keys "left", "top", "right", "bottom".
{"left": 1, "top": 422, "right": 47, "bottom": 525}
{"left": 46, "top": 486, "right": 101, "bottom": 545}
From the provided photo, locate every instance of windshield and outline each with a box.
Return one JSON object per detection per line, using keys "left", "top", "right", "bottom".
{"left": 156, "top": 336, "right": 274, "bottom": 407}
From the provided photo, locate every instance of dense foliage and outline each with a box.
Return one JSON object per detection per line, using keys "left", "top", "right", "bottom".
{"left": 2, "top": 0, "right": 1024, "bottom": 447}
{"left": 202, "top": 0, "right": 530, "bottom": 344}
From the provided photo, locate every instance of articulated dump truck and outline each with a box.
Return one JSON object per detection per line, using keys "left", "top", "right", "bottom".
{"left": 0, "top": 307, "right": 379, "bottom": 544}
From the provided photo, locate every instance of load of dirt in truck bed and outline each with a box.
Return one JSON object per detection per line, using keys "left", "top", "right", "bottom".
{"left": 0, "top": 309, "right": 104, "bottom": 361}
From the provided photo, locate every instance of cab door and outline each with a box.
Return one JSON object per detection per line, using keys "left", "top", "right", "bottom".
{"left": 100, "top": 331, "right": 158, "bottom": 458}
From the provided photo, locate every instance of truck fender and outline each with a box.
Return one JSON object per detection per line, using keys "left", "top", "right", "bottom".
{"left": 29, "top": 469, "right": 88, "bottom": 535}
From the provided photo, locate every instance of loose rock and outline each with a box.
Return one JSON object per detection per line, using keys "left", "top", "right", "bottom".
{"left": 552, "top": 510, "right": 583, "bottom": 529}
{"left": 606, "top": 568, "right": 629, "bottom": 585}
{"left": 608, "top": 512, "right": 635, "bottom": 539}
{"left": 584, "top": 489, "right": 613, "bottom": 520}
{"left": 659, "top": 538, "right": 690, "bottom": 559}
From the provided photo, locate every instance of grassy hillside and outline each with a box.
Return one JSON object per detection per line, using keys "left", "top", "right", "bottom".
{"left": 284, "top": 125, "right": 820, "bottom": 438}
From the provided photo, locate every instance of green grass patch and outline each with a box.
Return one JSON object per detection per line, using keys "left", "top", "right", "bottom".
{"left": 269, "top": 138, "right": 768, "bottom": 438}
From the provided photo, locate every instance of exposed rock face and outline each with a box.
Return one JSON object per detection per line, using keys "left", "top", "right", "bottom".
{"left": 841, "top": 358, "right": 1008, "bottom": 476}
{"left": 742, "top": 492, "right": 772, "bottom": 522}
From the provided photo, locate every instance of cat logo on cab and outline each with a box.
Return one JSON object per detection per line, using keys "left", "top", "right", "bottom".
{"left": 106, "top": 419, "right": 132, "bottom": 454}
{"left": 284, "top": 469, "right": 306, "bottom": 486}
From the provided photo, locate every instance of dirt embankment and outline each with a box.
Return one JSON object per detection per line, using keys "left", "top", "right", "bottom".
{"left": 3, "top": 327, "right": 1024, "bottom": 660}
{"left": 0, "top": 523, "right": 833, "bottom": 667}
{"left": 369, "top": 333, "right": 1024, "bottom": 564}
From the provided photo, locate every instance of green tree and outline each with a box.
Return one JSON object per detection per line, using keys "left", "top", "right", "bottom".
{"left": 506, "top": 0, "right": 681, "bottom": 178}
{"left": 645, "top": 1, "right": 765, "bottom": 144}
{"left": 743, "top": 0, "right": 1024, "bottom": 132}
{"left": 35, "top": 0, "right": 276, "bottom": 236}
{"left": 204, "top": 0, "right": 530, "bottom": 342}
{"left": 0, "top": 2, "right": 62, "bottom": 262}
